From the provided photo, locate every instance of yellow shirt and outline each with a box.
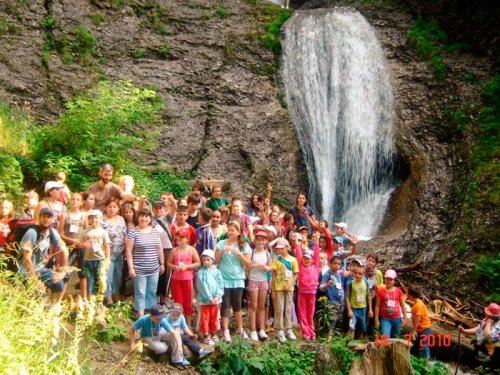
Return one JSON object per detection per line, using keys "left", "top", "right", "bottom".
{"left": 412, "top": 299, "right": 431, "bottom": 332}
{"left": 272, "top": 255, "right": 298, "bottom": 291}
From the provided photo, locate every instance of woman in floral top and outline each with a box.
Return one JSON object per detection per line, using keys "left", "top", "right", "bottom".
{"left": 102, "top": 197, "right": 127, "bottom": 307}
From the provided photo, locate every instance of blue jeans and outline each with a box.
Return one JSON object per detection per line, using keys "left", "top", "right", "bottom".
{"left": 380, "top": 317, "right": 402, "bottom": 338}
{"left": 105, "top": 254, "right": 124, "bottom": 297}
{"left": 39, "top": 267, "right": 65, "bottom": 292}
{"left": 352, "top": 307, "right": 367, "bottom": 333}
{"left": 417, "top": 328, "right": 432, "bottom": 359}
{"left": 84, "top": 260, "right": 103, "bottom": 296}
{"left": 134, "top": 273, "right": 159, "bottom": 312}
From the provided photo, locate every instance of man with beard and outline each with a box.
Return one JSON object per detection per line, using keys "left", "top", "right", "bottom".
{"left": 19, "top": 207, "right": 69, "bottom": 301}
{"left": 88, "top": 164, "right": 138, "bottom": 211}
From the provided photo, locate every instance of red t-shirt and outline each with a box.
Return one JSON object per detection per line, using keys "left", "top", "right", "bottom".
{"left": 377, "top": 287, "right": 403, "bottom": 319}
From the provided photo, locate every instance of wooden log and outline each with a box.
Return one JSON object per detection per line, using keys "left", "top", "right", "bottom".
{"left": 393, "top": 261, "right": 423, "bottom": 272}
{"left": 349, "top": 340, "right": 412, "bottom": 375}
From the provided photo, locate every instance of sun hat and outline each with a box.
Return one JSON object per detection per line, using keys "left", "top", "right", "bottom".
{"left": 153, "top": 200, "right": 165, "bottom": 207}
{"left": 333, "top": 236, "right": 344, "bottom": 244}
{"left": 298, "top": 226, "right": 309, "bottom": 232}
{"left": 347, "top": 255, "right": 366, "bottom": 267}
{"left": 274, "top": 238, "right": 290, "bottom": 249}
{"left": 44, "top": 181, "right": 64, "bottom": 193}
{"left": 170, "top": 303, "right": 184, "bottom": 314}
{"left": 384, "top": 269, "right": 397, "bottom": 279}
{"left": 303, "top": 251, "right": 313, "bottom": 259}
{"left": 254, "top": 229, "right": 268, "bottom": 238}
{"left": 485, "top": 303, "right": 500, "bottom": 317}
{"left": 88, "top": 209, "right": 102, "bottom": 218}
{"left": 201, "top": 249, "right": 215, "bottom": 260}
{"left": 334, "top": 222, "right": 348, "bottom": 229}
{"left": 150, "top": 304, "right": 166, "bottom": 319}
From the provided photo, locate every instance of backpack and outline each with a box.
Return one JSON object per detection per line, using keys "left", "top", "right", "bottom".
{"left": 6, "top": 221, "right": 56, "bottom": 261}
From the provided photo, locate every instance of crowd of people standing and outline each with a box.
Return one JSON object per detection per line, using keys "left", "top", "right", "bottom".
{"left": 1, "top": 163, "right": 498, "bottom": 369}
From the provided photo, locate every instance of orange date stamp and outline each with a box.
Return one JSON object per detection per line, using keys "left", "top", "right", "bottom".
{"left": 375, "top": 333, "right": 452, "bottom": 347}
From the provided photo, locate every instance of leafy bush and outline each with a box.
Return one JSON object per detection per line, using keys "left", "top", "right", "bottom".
{"left": 407, "top": 18, "right": 448, "bottom": 79}
{"left": 410, "top": 355, "right": 449, "bottom": 375}
{"left": 259, "top": 7, "right": 293, "bottom": 57}
{"left": 156, "top": 43, "right": 170, "bottom": 59}
{"left": 131, "top": 48, "right": 146, "bottom": 58}
{"left": 198, "top": 337, "right": 316, "bottom": 374}
{"left": 215, "top": 6, "right": 231, "bottom": 19}
{"left": 476, "top": 254, "right": 500, "bottom": 301}
{"left": 73, "top": 25, "right": 96, "bottom": 63}
{"left": 329, "top": 334, "right": 358, "bottom": 374}
{"left": 28, "top": 80, "right": 162, "bottom": 192}
{"left": 92, "top": 301, "right": 133, "bottom": 343}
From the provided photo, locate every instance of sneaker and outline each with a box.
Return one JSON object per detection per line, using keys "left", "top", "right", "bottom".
{"left": 181, "top": 357, "right": 190, "bottom": 366}
{"left": 276, "top": 330, "right": 287, "bottom": 343}
{"left": 240, "top": 329, "right": 249, "bottom": 340}
{"left": 204, "top": 337, "right": 215, "bottom": 346}
{"left": 250, "top": 331, "right": 259, "bottom": 342}
{"left": 212, "top": 335, "right": 219, "bottom": 343}
{"left": 199, "top": 348, "right": 214, "bottom": 359}
{"left": 223, "top": 329, "right": 232, "bottom": 343}
{"left": 258, "top": 330, "right": 268, "bottom": 340}
{"left": 286, "top": 329, "right": 297, "bottom": 340}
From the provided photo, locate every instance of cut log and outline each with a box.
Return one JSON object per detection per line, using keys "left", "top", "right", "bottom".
{"left": 349, "top": 340, "right": 413, "bottom": 375}
{"left": 393, "top": 261, "right": 423, "bottom": 273}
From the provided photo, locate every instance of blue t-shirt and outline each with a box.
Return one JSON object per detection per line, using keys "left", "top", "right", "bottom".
{"left": 320, "top": 270, "right": 345, "bottom": 304}
{"left": 216, "top": 239, "right": 251, "bottom": 288}
{"left": 132, "top": 315, "right": 173, "bottom": 338}
{"left": 165, "top": 314, "right": 188, "bottom": 333}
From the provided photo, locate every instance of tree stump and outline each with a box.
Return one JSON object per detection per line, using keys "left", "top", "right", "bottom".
{"left": 349, "top": 339, "right": 413, "bottom": 375}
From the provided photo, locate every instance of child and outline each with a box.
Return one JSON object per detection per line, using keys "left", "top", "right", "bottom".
{"left": 167, "top": 229, "right": 200, "bottom": 327}
{"left": 196, "top": 249, "right": 224, "bottom": 345}
{"left": 82, "top": 210, "right": 110, "bottom": 297}
{"left": 374, "top": 270, "right": 407, "bottom": 338}
{"left": 345, "top": 264, "right": 372, "bottom": 339}
{"left": 229, "top": 196, "right": 254, "bottom": 242}
{"left": 171, "top": 205, "right": 196, "bottom": 247}
{"left": 319, "top": 256, "right": 345, "bottom": 341}
{"left": 166, "top": 303, "right": 213, "bottom": 359}
{"left": 247, "top": 229, "right": 272, "bottom": 341}
{"left": 215, "top": 221, "right": 251, "bottom": 342}
{"left": 129, "top": 304, "right": 188, "bottom": 368}
{"left": 186, "top": 194, "right": 201, "bottom": 229}
{"left": 408, "top": 287, "right": 433, "bottom": 359}
{"left": 295, "top": 241, "right": 320, "bottom": 341}
{"left": 271, "top": 237, "right": 299, "bottom": 343}
{"left": 195, "top": 208, "right": 215, "bottom": 256}
{"left": 365, "top": 252, "right": 383, "bottom": 334}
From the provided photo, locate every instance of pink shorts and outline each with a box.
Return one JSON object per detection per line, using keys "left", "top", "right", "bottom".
{"left": 247, "top": 280, "right": 269, "bottom": 292}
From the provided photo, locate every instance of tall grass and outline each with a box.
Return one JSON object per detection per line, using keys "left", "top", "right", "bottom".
{"left": 0, "top": 259, "right": 94, "bottom": 374}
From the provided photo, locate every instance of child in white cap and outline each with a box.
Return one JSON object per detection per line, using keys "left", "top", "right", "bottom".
{"left": 196, "top": 249, "right": 224, "bottom": 345}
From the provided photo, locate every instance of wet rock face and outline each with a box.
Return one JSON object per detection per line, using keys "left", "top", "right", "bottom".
{"left": 0, "top": 0, "right": 304, "bottom": 201}
{"left": 300, "top": 1, "right": 492, "bottom": 292}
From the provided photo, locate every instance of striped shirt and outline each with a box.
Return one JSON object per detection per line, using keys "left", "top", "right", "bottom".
{"left": 127, "top": 227, "right": 161, "bottom": 276}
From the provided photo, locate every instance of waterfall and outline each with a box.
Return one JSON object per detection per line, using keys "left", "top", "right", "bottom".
{"left": 282, "top": 8, "right": 396, "bottom": 238}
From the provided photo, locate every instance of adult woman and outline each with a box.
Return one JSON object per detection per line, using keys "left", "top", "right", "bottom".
{"left": 125, "top": 209, "right": 164, "bottom": 317}
{"left": 34, "top": 181, "right": 64, "bottom": 228}
{"left": 102, "top": 197, "right": 127, "bottom": 307}
{"left": 121, "top": 202, "right": 137, "bottom": 231}
{"left": 0, "top": 200, "right": 15, "bottom": 252}
{"left": 205, "top": 186, "right": 229, "bottom": 212}
{"left": 58, "top": 192, "right": 87, "bottom": 298}
{"left": 288, "top": 192, "right": 315, "bottom": 232}
{"left": 215, "top": 221, "right": 251, "bottom": 342}
{"left": 374, "top": 270, "right": 408, "bottom": 338}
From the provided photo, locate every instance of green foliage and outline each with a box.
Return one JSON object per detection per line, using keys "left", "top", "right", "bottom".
{"left": 410, "top": 356, "right": 449, "bottom": 375}
{"left": 259, "top": 7, "right": 293, "bottom": 57}
{"left": 215, "top": 6, "right": 231, "bottom": 19}
{"left": 131, "top": 48, "right": 146, "bottom": 59}
{"left": 0, "top": 16, "right": 20, "bottom": 36}
{"left": 89, "top": 13, "right": 105, "bottom": 27}
{"left": 156, "top": 43, "right": 170, "bottom": 59}
{"left": 407, "top": 18, "right": 448, "bottom": 80}
{"left": 29, "top": 80, "right": 162, "bottom": 192}
{"left": 73, "top": 25, "right": 96, "bottom": 63}
{"left": 329, "top": 335, "right": 357, "bottom": 374}
{"left": 198, "top": 337, "right": 316, "bottom": 374}
{"left": 315, "top": 296, "right": 334, "bottom": 335}
{"left": 201, "top": 12, "right": 212, "bottom": 21}
{"left": 0, "top": 153, "right": 24, "bottom": 203}
{"left": 476, "top": 254, "right": 500, "bottom": 301}
{"left": 92, "top": 301, "right": 133, "bottom": 343}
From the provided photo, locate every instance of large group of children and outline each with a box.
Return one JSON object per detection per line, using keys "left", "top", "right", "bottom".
{"left": 1, "top": 163, "right": 499, "bottom": 369}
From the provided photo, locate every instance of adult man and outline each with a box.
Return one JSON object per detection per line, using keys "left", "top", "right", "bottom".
{"left": 152, "top": 196, "right": 177, "bottom": 304}
{"left": 87, "top": 164, "right": 138, "bottom": 211}
{"left": 19, "top": 207, "right": 68, "bottom": 301}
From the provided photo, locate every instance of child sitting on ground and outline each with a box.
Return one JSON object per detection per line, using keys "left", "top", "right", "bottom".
{"left": 319, "top": 255, "right": 345, "bottom": 342}
{"left": 166, "top": 303, "right": 213, "bottom": 359}
{"left": 129, "top": 304, "right": 188, "bottom": 368}
{"left": 196, "top": 249, "right": 224, "bottom": 345}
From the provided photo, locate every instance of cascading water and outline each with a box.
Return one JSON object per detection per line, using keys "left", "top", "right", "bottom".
{"left": 282, "top": 8, "right": 396, "bottom": 238}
